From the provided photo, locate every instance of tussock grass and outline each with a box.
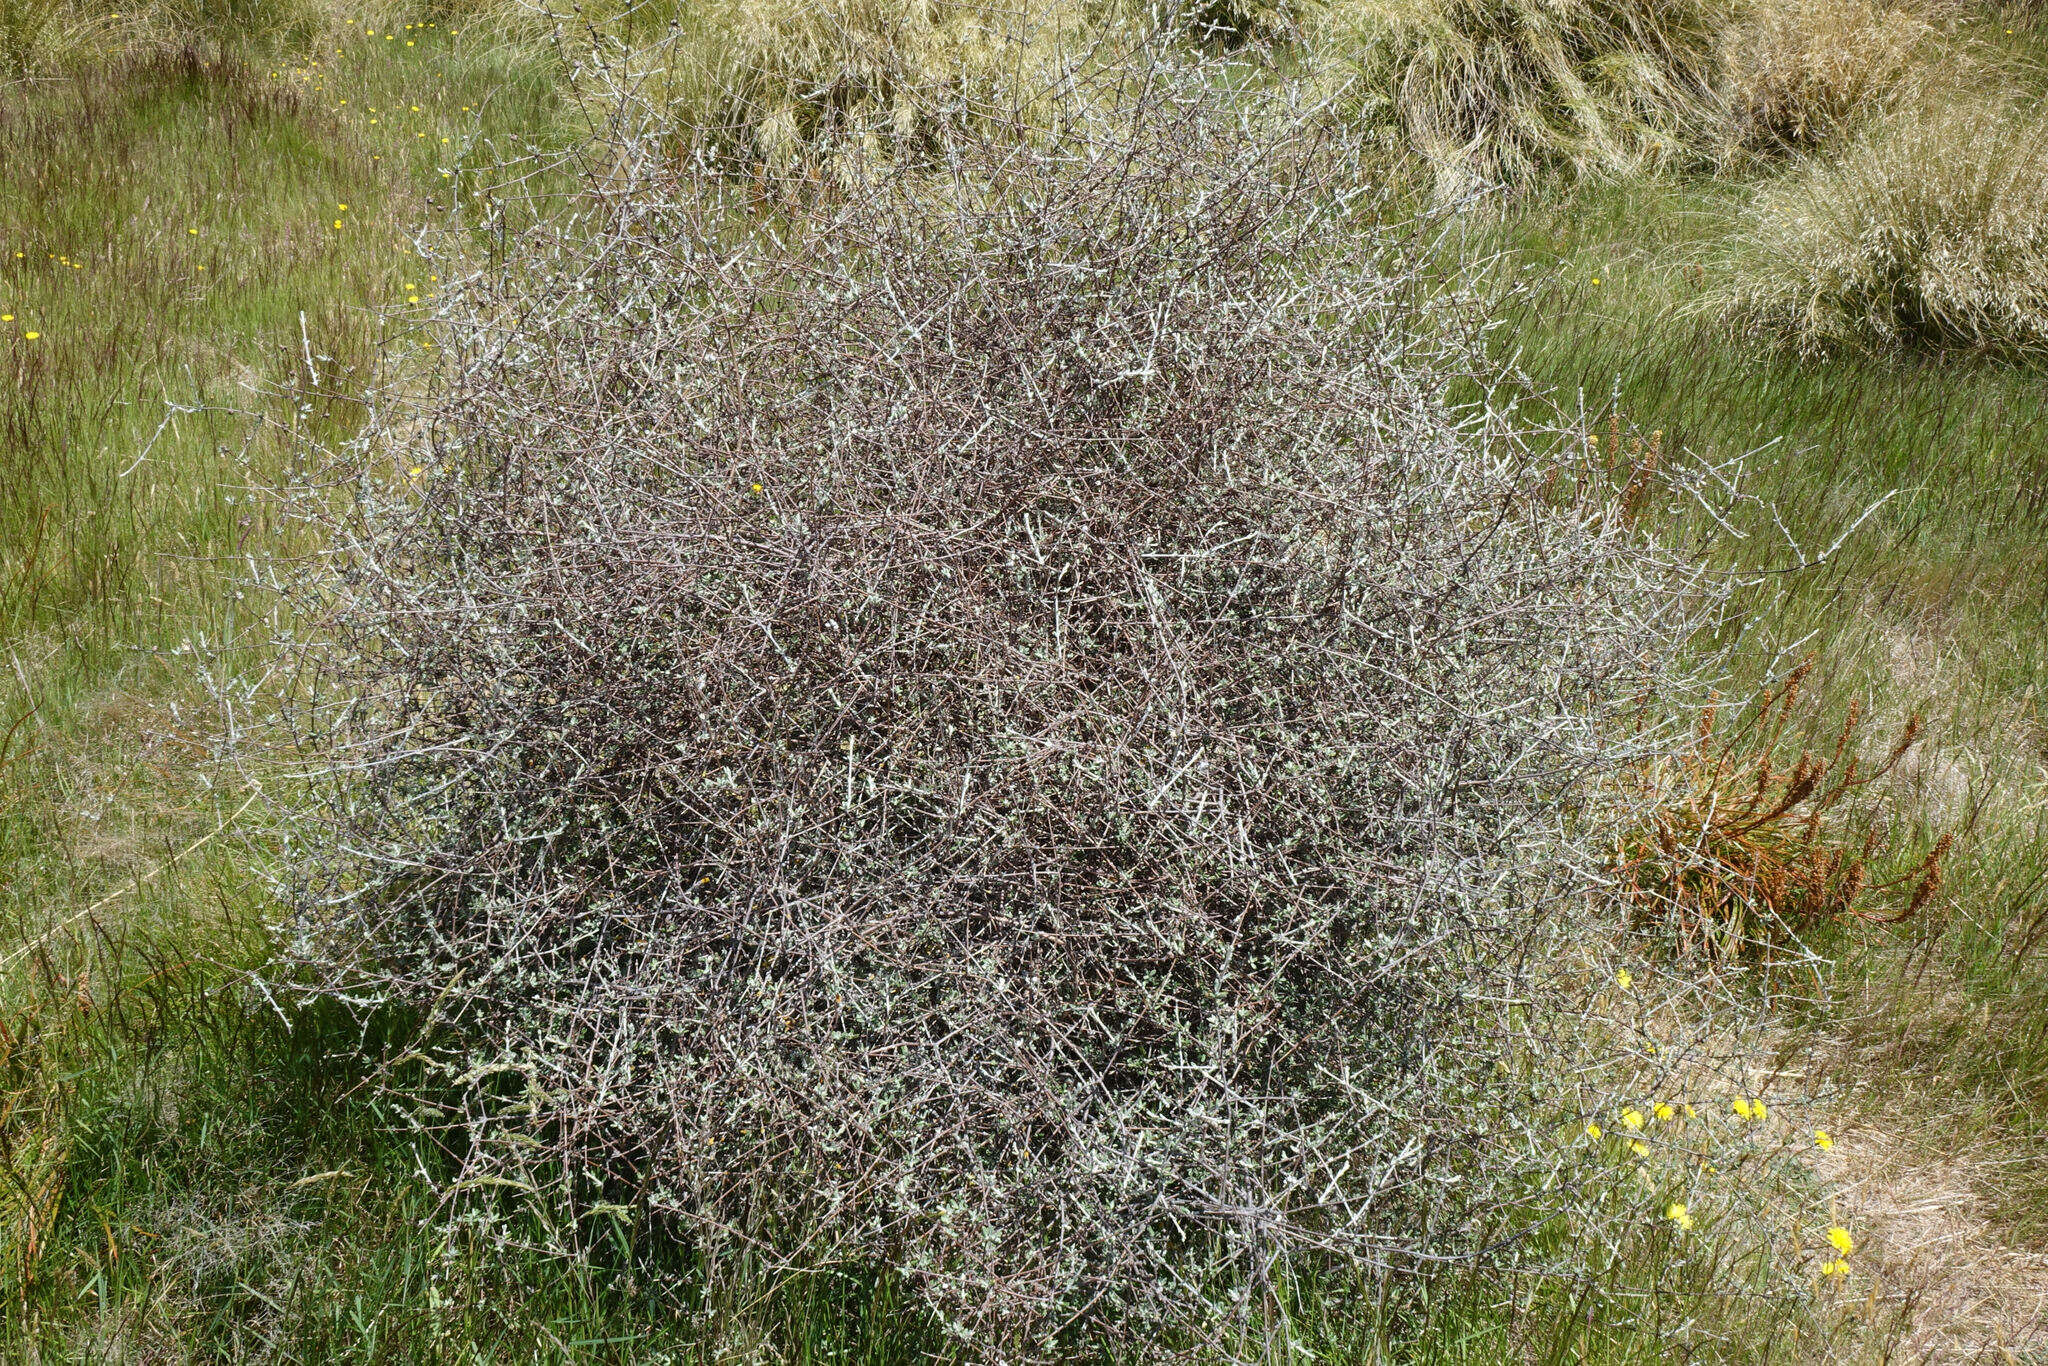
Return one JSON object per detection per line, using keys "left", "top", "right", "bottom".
{"left": 645, "top": 0, "right": 1107, "bottom": 167}
{"left": 1718, "top": 0, "right": 1954, "bottom": 157}
{"left": 1311, "top": 0, "right": 1739, "bottom": 198}
{"left": 1721, "top": 91, "right": 2048, "bottom": 356}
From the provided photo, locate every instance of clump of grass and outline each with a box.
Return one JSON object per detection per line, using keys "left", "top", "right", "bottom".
{"left": 1311, "top": 0, "right": 1739, "bottom": 199}
{"left": 652, "top": 0, "right": 1105, "bottom": 167}
{"left": 0, "top": 0, "right": 59, "bottom": 73}
{"left": 1718, "top": 0, "right": 1952, "bottom": 157}
{"left": 1619, "top": 659, "right": 1952, "bottom": 961}
{"left": 1720, "top": 92, "right": 2048, "bottom": 356}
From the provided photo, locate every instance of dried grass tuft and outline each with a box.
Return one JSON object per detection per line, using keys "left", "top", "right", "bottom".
{"left": 1719, "top": 92, "right": 2048, "bottom": 357}
{"left": 1718, "top": 0, "right": 1953, "bottom": 158}
{"left": 1309, "top": 0, "right": 1739, "bottom": 199}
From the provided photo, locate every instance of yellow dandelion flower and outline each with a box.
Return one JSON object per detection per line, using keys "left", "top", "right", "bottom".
{"left": 751, "top": 482, "right": 764, "bottom": 494}
{"left": 1814, "top": 1129, "right": 1833, "bottom": 1151}
{"left": 1666, "top": 1202, "right": 1693, "bottom": 1231}
{"left": 1621, "top": 1109, "right": 1644, "bottom": 1131}
{"left": 408, "top": 295, "right": 419, "bottom": 303}
{"left": 1754, "top": 1099, "right": 1768, "bottom": 1120}
{"left": 335, "top": 220, "right": 345, "bottom": 229}
{"left": 23, "top": 331, "right": 39, "bottom": 339}
{"left": 1827, "top": 1226, "right": 1853, "bottom": 1256}
{"left": 188, "top": 227, "right": 199, "bottom": 235}
{"left": 408, "top": 466, "right": 423, "bottom": 477}
{"left": 1682, "top": 1103, "right": 1697, "bottom": 1119}
{"left": 1628, "top": 1139, "right": 1649, "bottom": 1157}
{"left": 1653, "top": 1102, "right": 1675, "bottom": 1122}
{"left": 0, "top": 314, "right": 10, "bottom": 321}
{"left": 1591, "top": 277, "right": 1601, "bottom": 285}
{"left": 1820, "top": 1258, "right": 1848, "bottom": 1277}
{"left": 1732, "top": 1097, "right": 1752, "bottom": 1119}
{"left": 1584, "top": 1122, "right": 1602, "bottom": 1139}
{"left": 1615, "top": 968, "right": 1632, "bottom": 988}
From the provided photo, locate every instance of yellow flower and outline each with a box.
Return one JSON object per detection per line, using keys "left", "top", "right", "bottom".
{"left": 1814, "top": 1129, "right": 1833, "bottom": 1152}
{"left": 1621, "top": 1109, "right": 1644, "bottom": 1131}
{"left": 1653, "top": 1102, "right": 1675, "bottom": 1122}
{"left": 750, "top": 482, "right": 765, "bottom": 494}
{"left": 1754, "top": 1099, "right": 1768, "bottom": 1120}
{"left": 1819, "top": 1258, "right": 1848, "bottom": 1277}
{"left": 408, "top": 466, "right": 423, "bottom": 477}
{"left": 335, "top": 220, "right": 345, "bottom": 229}
{"left": 1591, "top": 277, "right": 1601, "bottom": 285}
{"left": 1584, "top": 1122, "right": 1602, "bottom": 1139}
{"left": 1666, "top": 1202, "right": 1693, "bottom": 1231}
{"left": 1628, "top": 1139, "right": 1649, "bottom": 1157}
{"left": 1616, "top": 968, "right": 1631, "bottom": 988}
{"left": 23, "top": 331, "right": 38, "bottom": 339}
{"left": 1732, "top": 1097, "right": 1752, "bottom": 1119}
{"left": 1827, "top": 1226, "right": 1853, "bottom": 1256}
{"left": 1, "top": 314, "right": 10, "bottom": 321}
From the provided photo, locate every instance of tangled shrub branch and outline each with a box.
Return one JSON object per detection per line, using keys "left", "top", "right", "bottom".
{"left": 261, "top": 47, "right": 1716, "bottom": 1355}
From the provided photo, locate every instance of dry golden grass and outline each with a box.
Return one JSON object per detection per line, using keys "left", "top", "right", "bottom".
{"left": 1721, "top": 91, "right": 2048, "bottom": 356}
{"left": 1719, "top": 0, "right": 1954, "bottom": 157}
{"left": 656, "top": 0, "right": 1109, "bottom": 166}
{"left": 1310, "top": 0, "right": 1740, "bottom": 198}
{"left": 1810, "top": 1125, "right": 2048, "bottom": 1360}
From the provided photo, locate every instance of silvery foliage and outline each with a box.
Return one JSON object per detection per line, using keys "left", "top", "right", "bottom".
{"left": 265, "top": 42, "right": 1713, "bottom": 1357}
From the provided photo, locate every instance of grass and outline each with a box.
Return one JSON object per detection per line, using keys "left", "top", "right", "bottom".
{"left": 1485, "top": 165, "right": 2048, "bottom": 1237}
{"left": 2, "top": 2, "right": 2045, "bottom": 1360}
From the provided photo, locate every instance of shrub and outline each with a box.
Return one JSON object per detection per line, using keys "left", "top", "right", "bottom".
{"left": 1309, "top": 0, "right": 1739, "bottom": 199}
{"left": 266, "top": 49, "right": 1708, "bottom": 1355}
{"left": 1720, "top": 93, "right": 2048, "bottom": 356}
{"left": 1718, "top": 0, "right": 1951, "bottom": 157}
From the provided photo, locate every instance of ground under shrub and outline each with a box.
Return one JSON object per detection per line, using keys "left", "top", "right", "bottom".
{"left": 264, "top": 48, "right": 1712, "bottom": 1358}
{"left": 1720, "top": 92, "right": 2048, "bottom": 356}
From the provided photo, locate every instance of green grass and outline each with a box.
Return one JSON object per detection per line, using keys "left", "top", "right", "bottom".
{"left": 1484, "top": 169, "right": 2048, "bottom": 1237}
{"left": 4, "top": 5, "right": 2046, "bottom": 1360}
